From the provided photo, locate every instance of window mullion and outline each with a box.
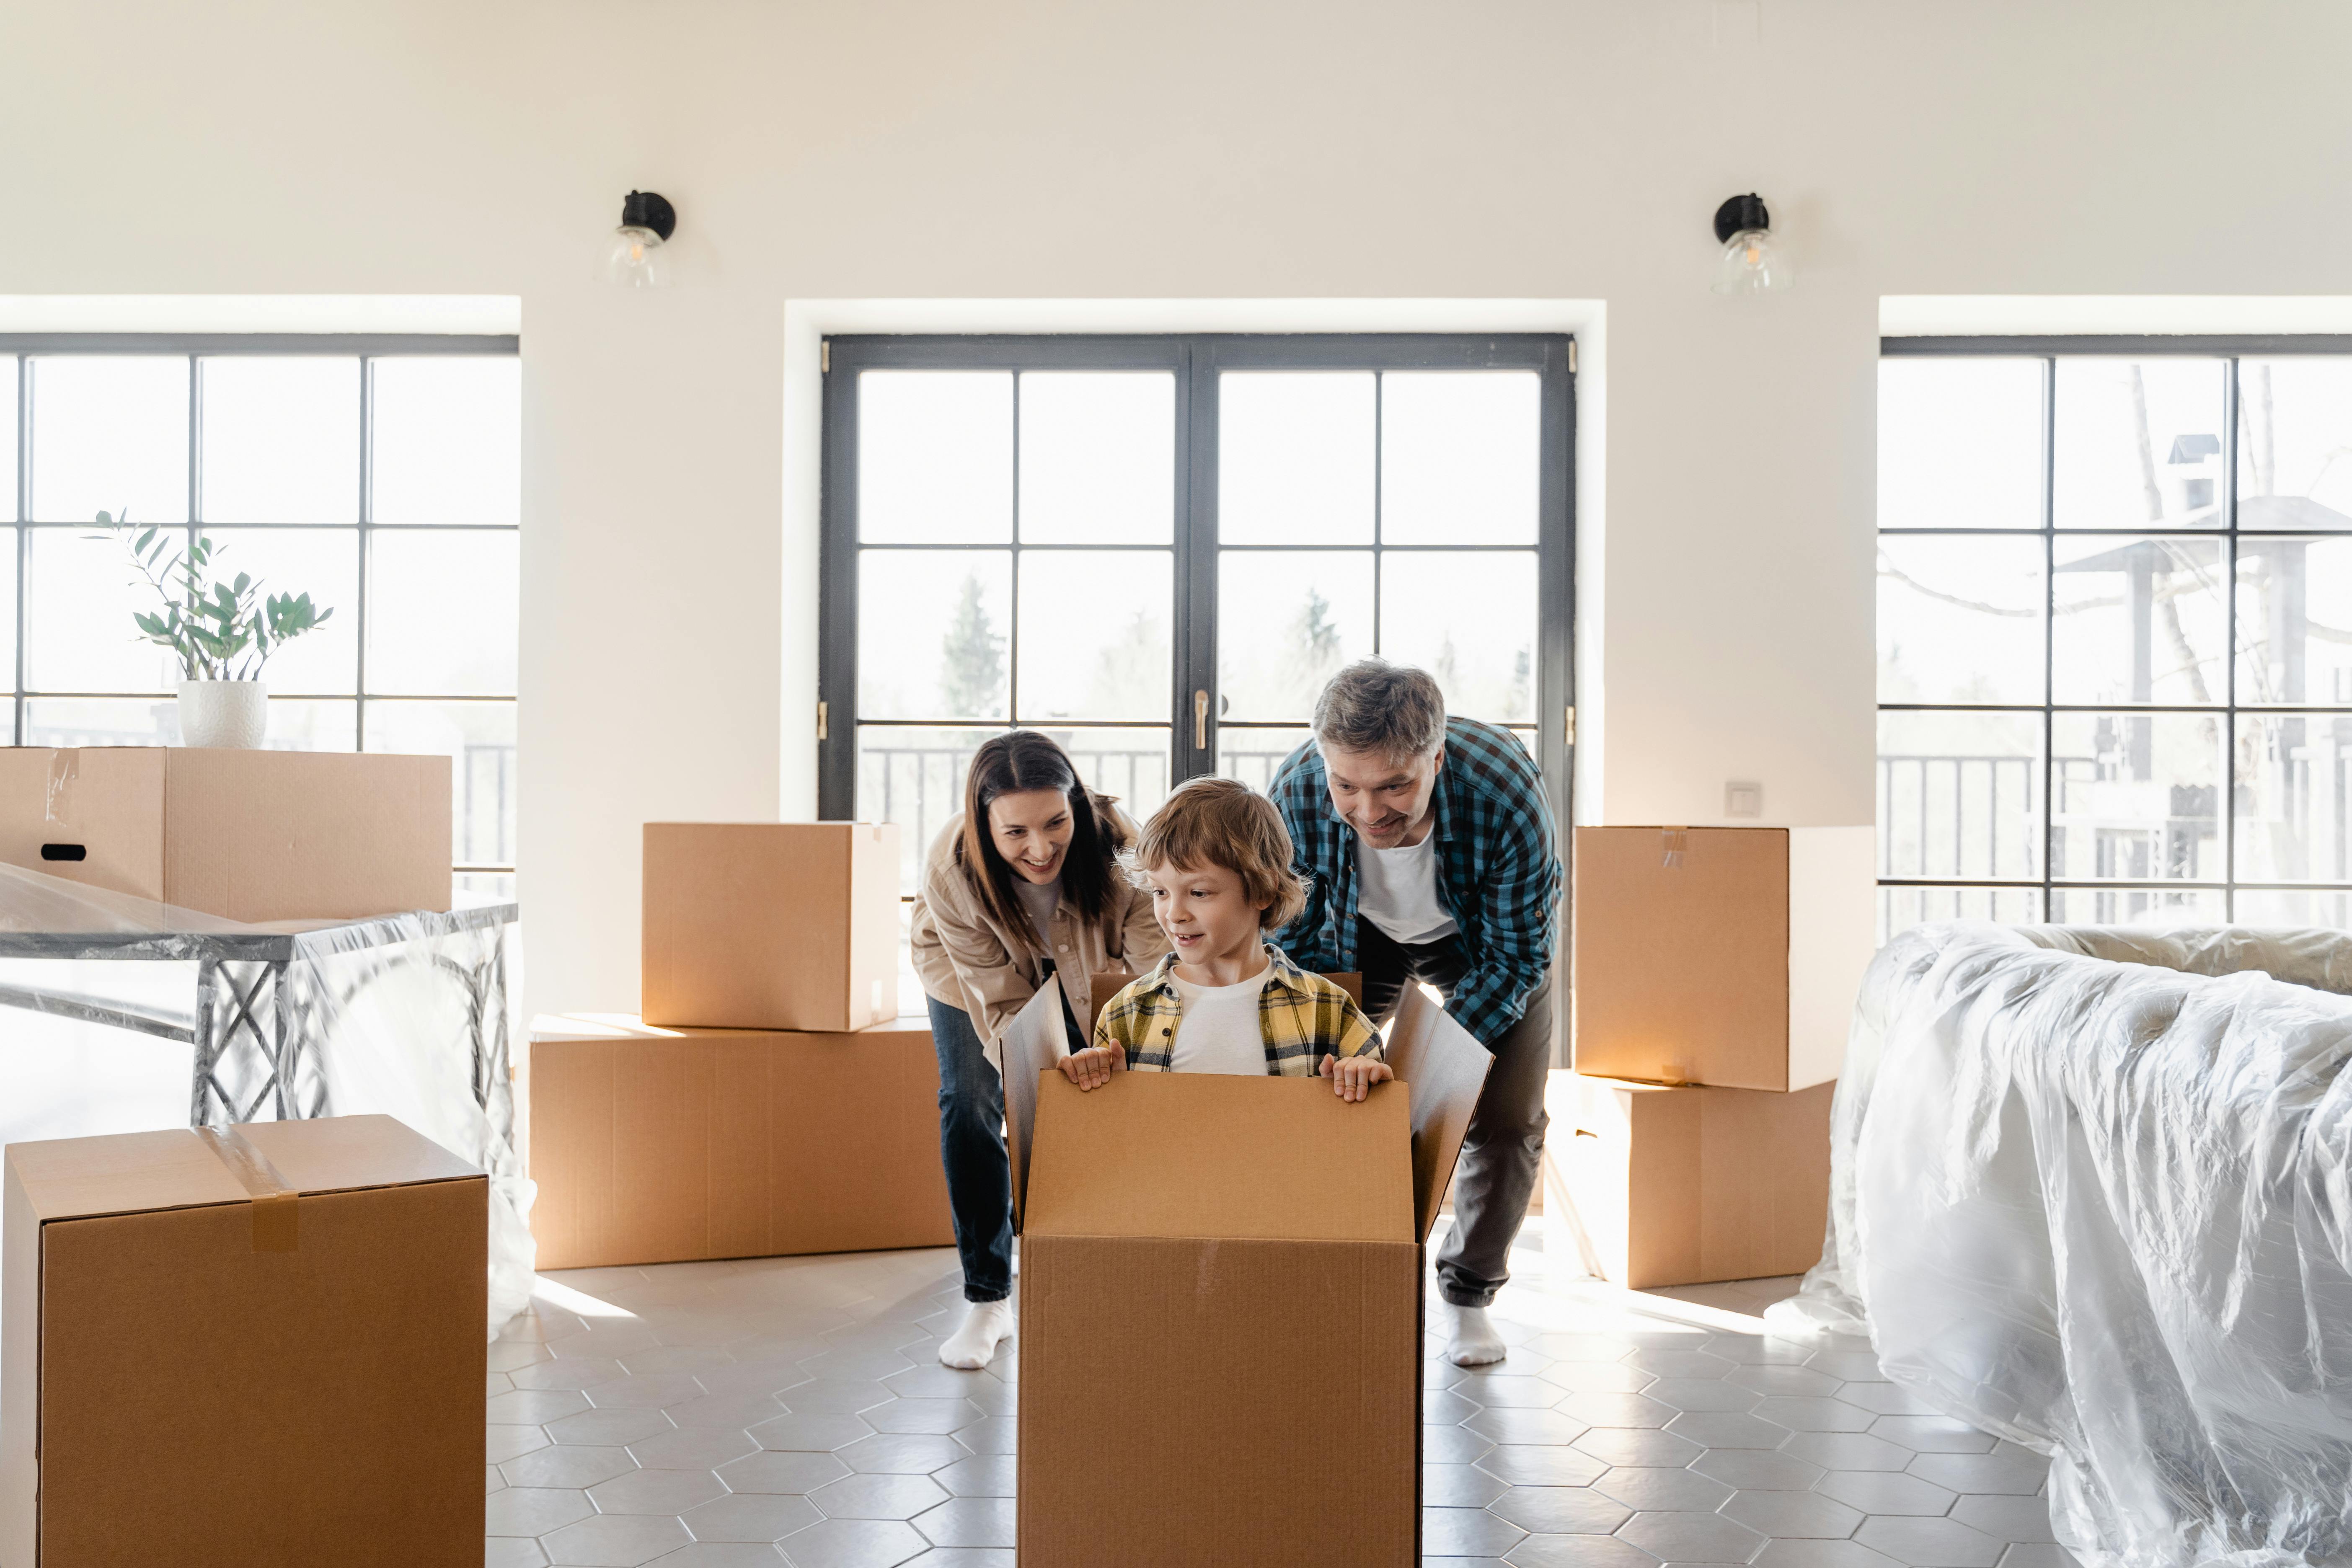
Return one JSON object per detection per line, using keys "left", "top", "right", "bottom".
{"left": 14, "top": 356, "right": 27, "bottom": 745}
{"left": 2042, "top": 356, "right": 2057, "bottom": 920}
{"left": 357, "top": 356, "right": 373, "bottom": 750}
{"left": 1178, "top": 340, "right": 1221, "bottom": 785}
{"left": 2223, "top": 357, "right": 2239, "bottom": 919}
{"left": 1371, "top": 371, "right": 1383, "bottom": 659}
{"left": 1008, "top": 369, "right": 1021, "bottom": 731}
{"left": 186, "top": 354, "right": 201, "bottom": 688}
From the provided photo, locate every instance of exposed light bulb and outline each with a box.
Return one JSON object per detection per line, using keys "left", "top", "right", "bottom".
{"left": 603, "top": 225, "right": 670, "bottom": 288}
{"left": 599, "top": 190, "right": 677, "bottom": 288}
{"left": 1713, "top": 227, "right": 1792, "bottom": 295}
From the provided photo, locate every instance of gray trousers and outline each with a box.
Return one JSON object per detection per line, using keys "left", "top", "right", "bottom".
{"left": 1355, "top": 919, "right": 1554, "bottom": 1308}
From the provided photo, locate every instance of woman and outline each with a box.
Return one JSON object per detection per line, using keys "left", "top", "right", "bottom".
{"left": 910, "top": 730, "right": 1166, "bottom": 1369}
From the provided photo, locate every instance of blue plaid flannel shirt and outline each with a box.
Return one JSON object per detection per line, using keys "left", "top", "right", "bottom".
{"left": 1268, "top": 716, "right": 1562, "bottom": 1049}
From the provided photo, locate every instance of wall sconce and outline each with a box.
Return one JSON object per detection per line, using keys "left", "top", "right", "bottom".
{"left": 602, "top": 191, "right": 677, "bottom": 288}
{"left": 1711, "top": 193, "right": 1792, "bottom": 295}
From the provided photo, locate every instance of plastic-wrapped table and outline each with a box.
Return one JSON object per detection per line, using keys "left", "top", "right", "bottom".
{"left": 1773, "top": 922, "right": 2352, "bottom": 1568}
{"left": 0, "top": 864, "right": 534, "bottom": 1332}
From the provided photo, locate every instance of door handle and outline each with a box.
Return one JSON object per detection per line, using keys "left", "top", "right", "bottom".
{"left": 1194, "top": 689, "right": 1209, "bottom": 750}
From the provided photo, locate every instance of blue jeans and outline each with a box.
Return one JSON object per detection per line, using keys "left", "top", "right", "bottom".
{"left": 928, "top": 996, "right": 1014, "bottom": 1303}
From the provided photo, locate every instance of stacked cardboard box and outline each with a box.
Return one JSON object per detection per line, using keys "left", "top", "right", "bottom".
{"left": 1002, "top": 977, "right": 1491, "bottom": 1567}
{"left": 641, "top": 821, "right": 900, "bottom": 1033}
{"left": 0, "top": 746, "right": 453, "bottom": 922}
{"left": 525, "top": 822, "right": 954, "bottom": 1270}
{"left": 529, "top": 1012, "right": 950, "bottom": 1270}
{"left": 3, "top": 1115, "right": 486, "bottom": 1565}
{"left": 1559, "top": 825, "right": 1873, "bottom": 1288}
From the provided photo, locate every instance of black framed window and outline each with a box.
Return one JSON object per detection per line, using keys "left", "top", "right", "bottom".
{"left": 0, "top": 333, "right": 522, "bottom": 899}
{"left": 819, "top": 334, "right": 1575, "bottom": 894}
{"left": 1879, "top": 335, "right": 2352, "bottom": 936}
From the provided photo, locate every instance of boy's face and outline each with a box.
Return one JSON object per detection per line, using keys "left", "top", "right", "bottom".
{"left": 1143, "top": 858, "right": 1268, "bottom": 966}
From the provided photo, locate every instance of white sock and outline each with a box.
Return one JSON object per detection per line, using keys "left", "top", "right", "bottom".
{"left": 938, "top": 1299, "right": 1016, "bottom": 1370}
{"left": 1447, "top": 1304, "right": 1507, "bottom": 1367}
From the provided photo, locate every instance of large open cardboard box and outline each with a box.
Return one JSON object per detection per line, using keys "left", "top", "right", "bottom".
{"left": 527, "top": 1013, "right": 952, "bottom": 1270}
{"left": 0, "top": 747, "right": 452, "bottom": 922}
{"left": 1003, "top": 976, "right": 1490, "bottom": 1568}
{"left": 1542, "top": 1069, "right": 1833, "bottom": 1288}
{"left": 1571, "top": 824, "right": 1875, "bottom": 1093}
{"left": 641, "top": 822, "right": 900, "bottom": 1032}
{"left": 1, "top": 1114, "right": 485, "bottom": 1566}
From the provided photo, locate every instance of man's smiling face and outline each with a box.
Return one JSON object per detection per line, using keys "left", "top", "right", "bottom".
{"left": 1321, "top": 742, "right": 1444, "bottom": 850}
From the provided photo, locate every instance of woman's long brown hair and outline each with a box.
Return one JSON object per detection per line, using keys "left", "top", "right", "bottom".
{"left": 954, "top": 730, "right": 1125, "bottom": 956}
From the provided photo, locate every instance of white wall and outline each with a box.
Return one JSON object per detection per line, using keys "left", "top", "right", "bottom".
{"left": 7, "top": 0, "right": 2351, "bottom": 1013}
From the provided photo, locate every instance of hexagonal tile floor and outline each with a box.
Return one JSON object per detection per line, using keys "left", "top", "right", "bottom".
{"left": 485, "top": 1233, "right": 2077, "bottom": 1568}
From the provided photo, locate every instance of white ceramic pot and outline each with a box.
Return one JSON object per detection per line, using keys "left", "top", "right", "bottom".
{"left": 176, "top": 679, "right": 269, "bottom": 749}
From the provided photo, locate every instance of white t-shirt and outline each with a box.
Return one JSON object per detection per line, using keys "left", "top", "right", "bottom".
{"left": 1168, "top": 962, "right": 1273, "bottom": 1075}
{"left": 1357, "top": 832, "right": 1458, "bottom": 945}
{"left": 1013, "top": 878, "right": 1060, "bottom": 955}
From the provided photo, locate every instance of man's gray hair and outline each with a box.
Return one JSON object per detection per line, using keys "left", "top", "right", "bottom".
{"left": 1311, "top": 659, "right": 1447, "bottom": 761}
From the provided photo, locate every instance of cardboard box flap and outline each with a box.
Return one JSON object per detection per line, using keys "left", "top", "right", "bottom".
{"left": 6, "top": 1115, "right": 478, "bottom": 1222}
{"left": 1025, "top": 1070, "right": 1413, "bottom": 1243}
{"left": 235, "top": 1114, "right": 481, "bottom": 1192}
{"left": 529, "top": 1011, "right": 930, "bottom": 1045}
{"left": 533, "top": 1012, "right": 694, "bottom": 1042}
{"left": 1383, "top": 984, "right": 1496, "bottom": 1243}
{"left": 1001, "top": 979, "right": 1068, "bottom": 1229}
{"left": 4, "top": 1129, "right": 249, "bottom": 1222}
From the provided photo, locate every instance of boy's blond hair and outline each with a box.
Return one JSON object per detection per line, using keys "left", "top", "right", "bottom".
{"left": 1128, "top": 776, "right": 1308, "bottom": 931}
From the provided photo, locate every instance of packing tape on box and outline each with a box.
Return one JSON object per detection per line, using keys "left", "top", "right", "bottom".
{"left": 1660, "top": 827, "right": 1687, "bottom": 869}
{"left": 196, "top": 1127, "right": 302, "bottom": 1253}
{"left": 44, "top": 748, "right": 78, "bottom": 825}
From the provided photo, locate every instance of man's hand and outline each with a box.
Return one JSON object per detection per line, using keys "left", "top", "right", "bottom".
{"left": 1058, "top": 1045, "right": 1124, "bottom": 1091}
{"left": 1319, "top": 1053, "right": 1394, "bottom": 1103}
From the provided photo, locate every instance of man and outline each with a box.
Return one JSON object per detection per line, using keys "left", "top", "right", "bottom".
{"left": 1268, "top": 659, "right": 1561, "bottom": 1367}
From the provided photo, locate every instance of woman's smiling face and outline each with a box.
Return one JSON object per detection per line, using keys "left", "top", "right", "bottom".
{"left": 987, "top": 788, "right": 1073, "bottom": 885}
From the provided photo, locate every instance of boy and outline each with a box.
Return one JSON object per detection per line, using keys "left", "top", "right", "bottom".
{"left": 1061, "top": 775, "right": 1391, "bottom": 1099}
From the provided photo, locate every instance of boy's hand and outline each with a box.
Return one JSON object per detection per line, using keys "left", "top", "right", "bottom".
{"left": 1058, "top": 1045, "right": 1124, "bottom": 1091}
{"left": 1319, "top": 1053, "right": 1394, "bottom": 1103}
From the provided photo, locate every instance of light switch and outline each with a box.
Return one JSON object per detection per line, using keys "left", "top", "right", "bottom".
{"left": 1725, "top": 780, "right": 1763, "bottom": 818}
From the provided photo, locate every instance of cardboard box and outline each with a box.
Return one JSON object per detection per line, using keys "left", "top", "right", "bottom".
{"left": 2, "top": 1114, "right": 485, "bottom": 1567}
{"left": 0, "top": 746, "right": 452, "bottom": 922}
{"left": 527, "top": 1013, "right": 952, "bottom": 1271}
{"left": 642, "top": 823, "right": 900, "bottom": 1032}
{"left": 1571, "top": 825, "right": 1876, "bottom": 1092}
{"left": 1003, "top": 976, "right": 1490, "bottom": 1568}
{"left": 1543, "top": 1069, "right": 1833, "bottom": 1289}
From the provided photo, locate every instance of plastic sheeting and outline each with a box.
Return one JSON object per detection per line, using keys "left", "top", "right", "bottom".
{"left": 1770, "top": 922, "right": 2352, "bottom": 1568}
{"left": 0, "top": 861, "right": 534, "bottom": 1335}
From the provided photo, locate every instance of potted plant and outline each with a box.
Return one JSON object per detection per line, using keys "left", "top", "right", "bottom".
{"left": 100, "top": 511, "right": 334, "bottom": 749}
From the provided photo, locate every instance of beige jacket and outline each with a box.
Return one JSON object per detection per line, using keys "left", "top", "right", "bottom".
{"left": 909, "top": 803, "right": 1168, "bottom": 1054}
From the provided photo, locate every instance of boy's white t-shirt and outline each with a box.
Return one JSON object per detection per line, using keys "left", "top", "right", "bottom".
{"left": 1357, "top": 832, "right": 1458, "bottom": 946}
{"left": 1167, "top": 961, "right": 1273, "bottom": 1075}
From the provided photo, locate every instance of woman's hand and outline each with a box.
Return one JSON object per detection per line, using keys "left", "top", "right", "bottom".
{"left": 1319, "top": 1053, "right": 1394, "bottom": 1103}
{"left": 1058, "top": 1045, "right": 1124, "bottom": 1091}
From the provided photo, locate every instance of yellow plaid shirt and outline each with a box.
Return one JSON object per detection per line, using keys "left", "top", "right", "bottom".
{"left": 1092, "top": 945, "right": 1383, "bottom": 1075}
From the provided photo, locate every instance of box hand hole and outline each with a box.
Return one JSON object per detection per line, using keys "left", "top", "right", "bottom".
{"left": 40, "top": 843, "right": 88, "bottom": 863}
